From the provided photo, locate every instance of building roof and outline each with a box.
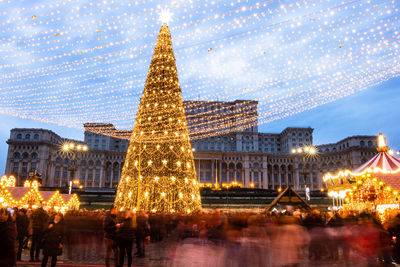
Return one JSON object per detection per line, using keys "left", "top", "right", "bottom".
{"left": 266, "top": 186, "right": 311, "bottom": 211}
{"left": 373, "top": 173, "right": 400, "bottom": 192}
{"left": 6, "top": 187, "right": 31, "bottom": 200}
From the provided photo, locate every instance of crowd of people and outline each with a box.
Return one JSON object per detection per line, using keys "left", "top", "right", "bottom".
{"left": 1, "top": 206, "right": 400, "bottom": 267}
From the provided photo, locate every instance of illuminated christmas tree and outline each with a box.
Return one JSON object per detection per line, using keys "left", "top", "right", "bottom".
{"left": 114, "top": 22, "right": 202, "bottom": 213}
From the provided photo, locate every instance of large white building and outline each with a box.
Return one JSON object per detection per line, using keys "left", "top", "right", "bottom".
{"left": 4, "top": 100, "right": 377, "bottom": 190}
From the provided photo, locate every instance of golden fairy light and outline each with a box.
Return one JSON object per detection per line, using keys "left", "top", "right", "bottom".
{"left": 113, "top": 23, "right": 202, "bottom": 213}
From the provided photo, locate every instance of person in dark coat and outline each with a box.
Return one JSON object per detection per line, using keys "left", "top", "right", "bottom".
{"left": 41, "top": 213, "right": 64, "bottom": 267}
{"left": 103, "top": 207, "right": 120, "bottom": 267}
{"left": 135, "top": 211, "right": 149, "bottom": 258}
{"left": 0, "top": 208, "right": 16, "bottom": 267}
{"left": 16, "top": 208, "right": 29, "bottom": 261}
{"left": 30, "top": 206, "right": 49, "bottom": 262}
{"left": 117, "top": 211, "right": 136, "bottom": 267}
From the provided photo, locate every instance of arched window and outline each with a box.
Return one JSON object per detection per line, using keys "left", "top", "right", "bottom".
{"left": 16, "top": 134, "right": 22, "bottom": 140}
{"left": 25, "top": 134, "right": 30, "bottom": 140}
{"left": 31, "top": 153, "right": 38, "bottom": 159}
{"left": 64, "top": 159, "right": 69, "bottom": 164}
{"left": 33, "top": 134, "right": 39, "bottom": 140}
{"left": 360, "top": 141, "right": 365, "bottom": 147}
{"left": 22, "top": 153, "right": 29, "bottom": 159}
{"left": 368, "top": 141, "right": 373, "bottom": 147}
{"left": 56, "top": 157, "right": 61, "bottom": 163}
{"left": 14, "top": 152, "right": 21, "bottom": 159}
{"left": 253, "top": 163, "right": 259, "bottom": 169}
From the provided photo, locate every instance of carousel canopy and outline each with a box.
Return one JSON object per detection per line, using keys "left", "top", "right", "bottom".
{"left": 354, "top": 151, "right": 400, "bottom": 173}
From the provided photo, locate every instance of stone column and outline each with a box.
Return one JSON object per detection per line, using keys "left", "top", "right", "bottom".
{"left": 110, "top": 168, "right": 114, "bottom": 188}
{"left": 219, "top": 161, "right": 222, "bottom": 185}
{"left": 294, "top": 165, "right": 300, "bottom": 190}
{"left": 285, "top": 168, "right": 289, "bottom": 187}
{"left": 211, "top": 159, "right": 215, "bottom": 185}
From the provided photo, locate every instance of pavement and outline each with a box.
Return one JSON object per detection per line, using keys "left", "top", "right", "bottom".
{"left": 15, "top": 236, "right": 398, "bottom": 267}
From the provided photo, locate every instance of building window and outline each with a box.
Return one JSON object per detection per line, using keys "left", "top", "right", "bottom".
{"left": 17, "top": 134, "right": 22, "bottom": 140}
{"left": 55, "top": 166, "right": 60, "bottom": 178}
{"left": 62, "top": 167, "right": 68, "bottom": 178}
{"left": 31, "top": 162, "right": 37, "bottom": 172}
{"left": 33, "top": 134, "right": 39, "bottom": 140}
{"left": 31, "top": 153, "right": 38, "bottom": 159}
{"left": 368, "top": 141, "right": 372, "bottom": 147}
{"left": 13, "top": 162, "right": 19, "bottom": 173}
{"left": 14, "top": 152, "right": 21, "bottom": 159}
{"left": 25, "top": 134, "right": 30, "bottom": 140}
{"left": 360, "top": 141, "right": 365, "bottom": 147}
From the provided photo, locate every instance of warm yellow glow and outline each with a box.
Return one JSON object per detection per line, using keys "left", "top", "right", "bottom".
{"left": 159, "top": 9, "right": 173, "bottom": 24}
{"left": 309, "top": 147, "right": 317, "bottom": 155}
{"left": 113, "top": 23, "right": 201, "bottom": 213}
{"left": 378, "top": 133, "right": 386, "bottom": 148}
{"left": 63, "top": 144, "right": 69, "bottom": 151}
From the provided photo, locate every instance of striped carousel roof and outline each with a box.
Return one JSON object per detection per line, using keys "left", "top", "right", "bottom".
{"left": 354, "top": 151, "right": 400, "bottom": 173}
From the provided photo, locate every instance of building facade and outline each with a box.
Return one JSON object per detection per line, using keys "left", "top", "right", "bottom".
{"left": 4, "top": 101, "right": 378, "bottom": 190}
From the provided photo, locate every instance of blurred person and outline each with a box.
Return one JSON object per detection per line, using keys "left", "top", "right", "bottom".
{"left": 16, "top": 208, "right": 29, "bottom": 261}
{"left": 390, "top": 214, "right": 400, "bottom": 263}
{"left": 357, "top": 213, "right": 381, "bottom": 267}
{"left": 103, "top": 207, "right": 120, "bottom": 267}
{"left": 117, "top": 211, "right": 136, "bottom": 267}
{"left": 30, "top": 206, "right": 49, "bottom": 262}
{"left": 41, "top": 213, "right": 64, "bottom": 267}
{"left": 272, "top": 216, "right": 310, "bottom": 267}
{"left": 303, "top": 210, "right": 325, "bottom": 261}
{"left": 171, "top": 218, "right": 225, "bottom": 267}
{"left": 135, "top": 210, "right": 150, "bottom": 257}
{"left": 239, "top": 215, "right": 270, "bottom": 267}
{"left": 0, "top": 208, "right": 17, "bottom": 267}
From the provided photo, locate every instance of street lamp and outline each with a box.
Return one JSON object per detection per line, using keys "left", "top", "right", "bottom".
{"left": 291, "top": 145, "right": 317, "bottom": 190}
{"left": 61, "top": 142, "right": 88, "bottom": 194}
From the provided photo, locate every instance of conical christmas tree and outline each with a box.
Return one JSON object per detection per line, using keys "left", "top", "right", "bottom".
{"left": 114, "top": 23, "right": 202, "bottom": 213}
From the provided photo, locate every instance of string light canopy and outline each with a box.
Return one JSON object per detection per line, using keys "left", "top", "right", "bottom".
{"left": 114, "top": 21, "right": 202, "bottom": 213}
{"left": 0, "top": 0, "right": 398, "bottom": 138}
{"left": 324, "top": 134, "right": 400, "bottom": 219}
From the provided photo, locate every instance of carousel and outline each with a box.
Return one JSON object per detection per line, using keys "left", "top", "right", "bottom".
{"left": 0, "top": 175, "right": 80, "bottom": 211}
{"left": 323, "top": 134, "right": 400, "bottom": 218}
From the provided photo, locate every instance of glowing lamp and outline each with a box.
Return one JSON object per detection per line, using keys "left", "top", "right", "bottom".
{"left": 159, "top": 9, "right": 173, "bottom": 24}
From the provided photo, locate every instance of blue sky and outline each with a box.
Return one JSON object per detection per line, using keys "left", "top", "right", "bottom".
{"left": 0, "top": 0, "right": 399, "bottom": 173}
{"left": 1, "top": 76, "right": 399, "bottom": 173}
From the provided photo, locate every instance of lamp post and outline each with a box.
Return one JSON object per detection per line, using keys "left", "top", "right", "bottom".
{"left": 62, "top": 143, "right": 88, "bottom": 194}
{"left": 291, "top": 146, "right": 317, "bottom": 191}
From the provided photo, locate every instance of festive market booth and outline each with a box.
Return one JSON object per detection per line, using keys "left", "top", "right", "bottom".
{"left": 266, "top": 186, "right": 311, "bottom": 212}
{"left": 323, "top": 134, "right": 400, "bottom": 218}
{"left": 61, "top": 193, "right": 80, "bottom": 210}
{"left": 0, "top": 175, "right": 80, "bottom": 211}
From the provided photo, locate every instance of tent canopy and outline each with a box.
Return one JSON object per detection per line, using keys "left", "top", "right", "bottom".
{"left": 266, "top": 186, "right": 311, "bottom": 212}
